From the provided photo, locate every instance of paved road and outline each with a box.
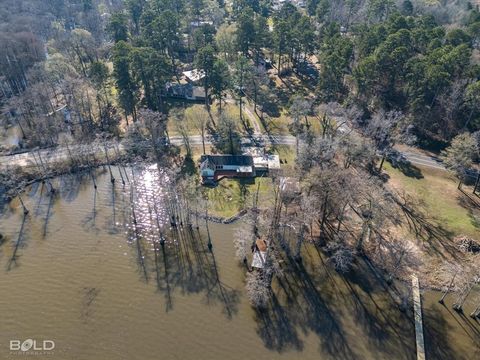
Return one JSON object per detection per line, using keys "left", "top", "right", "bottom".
{"left": 393, "top": 151, "right": 479, "bottom": 179}
{"left": 401, "top": 151, "right": 445, "bottom": 171}
{"left": 0, "top": 134, "right": 298, "bottom": 169}
{"left": 0, "top": 134, "right": 449, "bottom": 173}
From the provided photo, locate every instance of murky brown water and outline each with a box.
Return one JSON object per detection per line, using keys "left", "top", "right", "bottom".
{"left": 0, "top": 166, "right": 479, "bottom": 360}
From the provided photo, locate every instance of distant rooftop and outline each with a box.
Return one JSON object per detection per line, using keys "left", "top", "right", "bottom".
{"left": 183, "top": 69, "right": 205, "bottom": 83}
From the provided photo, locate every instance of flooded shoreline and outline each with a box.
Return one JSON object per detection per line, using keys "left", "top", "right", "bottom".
{"left": 0, "top": 166, "right": 479, "bottom": 360}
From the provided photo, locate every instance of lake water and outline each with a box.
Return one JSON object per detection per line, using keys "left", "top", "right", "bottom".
{"left": 0, "top": 166, "right": 479, "bottom": 360}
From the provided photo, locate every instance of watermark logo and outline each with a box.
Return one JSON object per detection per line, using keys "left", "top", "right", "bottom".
{"left": 10, "top": 339, "right": 55, "bottom": 356}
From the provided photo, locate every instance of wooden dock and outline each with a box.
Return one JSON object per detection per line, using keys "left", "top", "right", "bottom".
{"left": 412, "top": 275, "right": 426, "bottom": 360}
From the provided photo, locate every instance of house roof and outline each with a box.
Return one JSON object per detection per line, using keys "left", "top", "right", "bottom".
{"left": 251, "top": 250, "right": 266, "bottom": 269}
{"left": 183, "top": 69, "right": 205, "bottom": 82}
{"left": 166, "top": 83, "right": 206, "bottom": 100}
{"left": 192, "top": 86, "right": 206, "bottom": 99}
{"left": 200, "top": 155, "right": 254, "bottom": 167}
{"left": 253, "top": 155, "right": 281, "bottom": 170}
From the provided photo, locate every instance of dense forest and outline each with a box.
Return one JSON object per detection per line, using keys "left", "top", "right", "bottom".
{"left": 1, "top": 0, "right": 480, "bottom": 153}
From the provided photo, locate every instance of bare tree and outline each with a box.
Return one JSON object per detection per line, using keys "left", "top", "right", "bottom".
{"left": 366, "top": 110, "right": 403, "bottom": 172}
{"left": 326, "top": 237, "right": 355, "bottom": 273}
{"left": 441, "top": 132, "right": 478, "bottom": 189}
{"left": 453, "top": 273, "right": 479, "bottom": 312}
{"left": 233, "top": 223, "right": 255, "bottom": 264}
{"left": 188, "top": 106, "right": 210, "bottom": 154}
{"left": 137, "top": 109, "right": 168, "bottom": 160}
{"left": 438, "top": 262, "right": 461, "bottom": 304}
{"left": 339, "top": 132, "right": 376, "bottom": 169}
{"left": 245, "top": 271, "right": 270, "bottom": 308}
{"left": 3, "top": 169, "right": 30, "bottom": 215}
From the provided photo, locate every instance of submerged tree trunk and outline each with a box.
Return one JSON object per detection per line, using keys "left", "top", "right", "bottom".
{"left": 453, "top": 281, "right": 474, "bottom": 312}
{"left": 439, "top": 271, "right": 458, "bottom": 304}
{"left": 471, "top": 302, "right": 480, "bottom": 318}
{"left": 103, "top": 144, "right": 115, "bottom": 184}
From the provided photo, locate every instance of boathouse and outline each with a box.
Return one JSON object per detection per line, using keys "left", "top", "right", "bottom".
{"left": 251, "top": 237, "right": 268, "bottom": 270}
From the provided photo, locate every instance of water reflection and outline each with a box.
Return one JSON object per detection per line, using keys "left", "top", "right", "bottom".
{"left": 121, "top": 164, "right": 240, "bottom": 315}
{"left": 0, "top": 164, "right": 240, "bottom": 317}
{"left": 0, "top": 165, "right": 478, "bottom": 360}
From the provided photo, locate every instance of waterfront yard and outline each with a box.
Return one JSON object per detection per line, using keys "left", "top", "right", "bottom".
{"left": 203, "top": 176, "right": 275, "bottom": 219}
{"left": 384, "top": 162, "right": 480, "bottom": 239}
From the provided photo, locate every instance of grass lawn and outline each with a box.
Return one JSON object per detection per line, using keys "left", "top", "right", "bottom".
{"left": 166, "top": 102, "right": 247, "bottom": 136}
{"left": 260, "top": 104, "right": 327, "bottom": 138}
{"left": 204, "top": 177, "right": 276, "bottom": 219}
{"left": 166, "top": 103, "right": 203, "bottom": 136}
{"left": 269, "top": 144, "right": 296, "bottom": 170}
{"left": 263, "top": 111, "right": 290, "bottom": 135}
{"left": 384, "top": 162, "right": 480, "bottom": 239}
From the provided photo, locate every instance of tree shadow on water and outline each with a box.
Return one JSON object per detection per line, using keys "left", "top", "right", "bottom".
{"left": 57, "top": 172, "right": 89, "bottom": 202}
{"left": 6, "top": 213, "right": 30, "bottom": 271}
{"left": 254, "top": 291, "right": 304, "bottom": 352}
{"left": 253, "top": 255, "right": 358, "bottom": 359}
{"left": 423, "top": 305, "right": 468, "bottom": 360}
{"left": 340, "top": 273, "right": 415, "bottom": 359}
{"left": 252, "top": 246, "right": 423, "bottom": 359}
{"left": 129, "top": 209, "right": 241, "bottom": 318}
{"left": 290, "top": 259, "right": 358, "bottom": 359}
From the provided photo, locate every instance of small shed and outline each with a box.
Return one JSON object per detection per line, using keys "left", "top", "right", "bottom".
{"left": 251, "top": 238, "right": 268, "bottom": 269}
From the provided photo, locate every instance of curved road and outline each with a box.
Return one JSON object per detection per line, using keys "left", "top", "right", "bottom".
{"left": 0, "top": 134, "right": 446, "bottom": 172}
{"left": 400, "top": 151, "right": 445, "bottom": 171}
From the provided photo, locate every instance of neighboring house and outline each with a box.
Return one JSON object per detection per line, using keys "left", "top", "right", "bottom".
{"left": 165, "top": 83, "right": 206, "bottom": 101}
{"left": 200, "top": 155, "right": 255, "bottom": 184}
{"left": 190, "top": 20, "right": 214, "bottom": 29}
{"left": 183, "top": 69, "right": 205, "bottom": 84}
{"left": 256, "top": 56, "right": 272, "bottom": 70}
{"left": 273, "top": 0, "right": 306, "bottom": 10}
{"left": 250, "top": 50, "right": 273, "bottom": 70}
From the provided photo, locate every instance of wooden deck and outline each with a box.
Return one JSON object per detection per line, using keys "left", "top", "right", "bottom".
{"left": 412, "top": 275, "right": 426, "bottom": 360}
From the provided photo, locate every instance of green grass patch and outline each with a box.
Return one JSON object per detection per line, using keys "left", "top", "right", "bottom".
{"left": 167, "top": 103, "right": 204, "bottom": 136}
{"left": 269, "top": 144, "right": 296, "bottom": 170}
{"left": 263, "top": 109, "right": 326, "bottom": 137}
{"left": 204, "top": 177, "right": 276, "bottom": 219}
{"left": 384, "top": 162, "right": 480, "bottom": 239}
{"left": 166, "top": 102, "right": 246, "bottom": 136}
